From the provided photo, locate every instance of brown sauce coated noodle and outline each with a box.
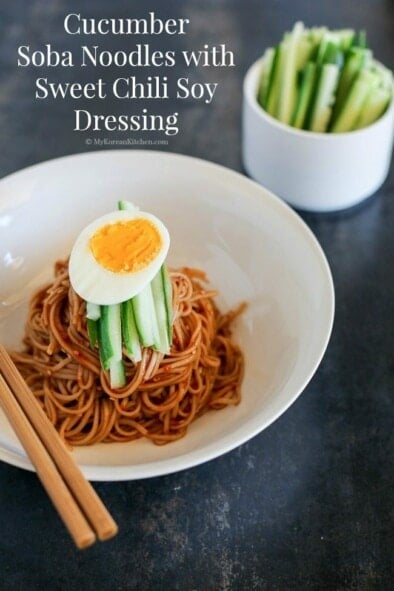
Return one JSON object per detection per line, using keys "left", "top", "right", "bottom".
{"left": 12, "top": 261, "right": 245, "bottom": 446}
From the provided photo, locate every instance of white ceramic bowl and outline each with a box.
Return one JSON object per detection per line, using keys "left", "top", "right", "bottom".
{"left": 242, "top": 58, "right": 394, "bottom": 212}
{"left": 0, "top": 151, "right": 334, "bottom": 480}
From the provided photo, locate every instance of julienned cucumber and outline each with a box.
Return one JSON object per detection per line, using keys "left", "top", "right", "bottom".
{"left": 86, "top": 303, "right": 100, "bottom": 346}
{"left": 151, "top": 268, "right": 170, "bottom": 355}
{"left": 117, "top": 198, "right": 172, "bottom": 354}
{"left": 161, "top": 264, "right": 173, "bottom": 344}
{"left": 121, "top": 299, "right": 141, "bottom": 362}
{"left": 86, "top": 301, "right": 100, "bottom": 320}
{"left": 118, "top": 199, "right": 139, "bottom": 213}
{"left": 93, "top": 266, "right": 172, "bottom": 387}
{"left": 98, "top": 304, "right": 126, "bottom": 390}
{"left": 83, "top": 200, "right": 173, "bottom": 388}
{"left": 132, "top": 281, "right": 161, "bottom": 349}
{"left": 257, "top": 22, "right": 393, "bottom": 133}
{"left": 354, "top": 86, "right": 392, "bottom": 129}
{"left": 109, "top": 360, "right": 126, "bottom": 389}
{"left": 98, "top": 304, "right": 123, "bottom": 371}
{"left": 332, "top": 47, "right": 371, "bottom": 120}
{"left": 292, "top": 62, "right": 316, "bottom": 128}
{"left": 257, "top": 47, "right": 275, "bottom": 108}
{"left": 306, "top": 63, "right": 341, "bottom": 132}
{"left": 276, "top": 21, "right": 305, "bottom": 125}
{"left": 87, "top": 318, "right": 98, "bottom": 347}
{"left": 331, "top": 68, "right": 380, "bottom": 132}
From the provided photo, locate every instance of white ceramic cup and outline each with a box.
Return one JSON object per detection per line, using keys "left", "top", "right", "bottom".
{"left": 242, "top": 58, "right": 394, "bottom": 212}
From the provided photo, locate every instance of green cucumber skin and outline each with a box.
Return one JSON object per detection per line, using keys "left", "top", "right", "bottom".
{"left": 336, "top": 29, "right": 355, "bottom": 52}
{"left": 354, "top": 30, "right": 367, "bottom": 49}
{"left": 292, "top": 62, "right": 316, "bottom": 128}
{"left": 308, "top": 64, "right": 341, "bottom": 132}
{"left": 117, "top": 200, "right": 139, "bottom": 212}
{"left": 99, "top": 304, "right": 123, "bottom": 370}
{"left": 161, "top": 264, "right": 173, "bottom": 344}
{"left": 121, "top": 300, "right": 142, "bottom": 362}
{"left": 81, "top": 198, "right": 175, "bottom": 383}
{"left": 99, "top": 304, "right": 126, "bottom": 388}
{"left": 87, "top": 318, "right": 98, "bottom": 347}
{"left": 265, "top": 45, "right": 283, "bottom": 115}
{"left": 333, "top": 48, "right": 370, "bottom": 120}
{"left": 257, "top": 47, "right": 275, "bottom": 108}
{"left": 84, "top": 237, "right": 172, "bottom": 370}
{"left": 330, "top": 69, "right": 380, "bottom": 132}
{"left": 98, "top": 313, "right": 111, "bottom": 370}
{"left": 277, "top": 21, "right": 306, "bottom": 125}
{"left": 132, "top": 282, "right": 161, "bottom": 349}
{"left": 257, "top": 24, "right": 390, "bottom": 132}
{"left": 355, "top": 87, "right": 391, "bottom": 129}
{"left": 151, "top": 269, "right": 170, "bottom": 355}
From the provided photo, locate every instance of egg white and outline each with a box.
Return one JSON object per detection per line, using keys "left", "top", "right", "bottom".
{"left": 69, "top": 210, "right": 170, "bottom": 305}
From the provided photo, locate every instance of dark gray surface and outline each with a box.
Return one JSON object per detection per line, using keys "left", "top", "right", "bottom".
{"left": 0, "top": 1, "right": 393, "bottom": 590}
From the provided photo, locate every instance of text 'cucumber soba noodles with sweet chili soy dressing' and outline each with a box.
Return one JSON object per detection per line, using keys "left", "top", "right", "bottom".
{"left": 11, "top": 201, "right": 245, "bottom": 446}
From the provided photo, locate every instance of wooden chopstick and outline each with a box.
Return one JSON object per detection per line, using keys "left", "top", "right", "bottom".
{"left": 0, "top": 374, "right": 95, "bottom": 548}
{"left": 0, "top": 344, "right": 118, "bottom": 548}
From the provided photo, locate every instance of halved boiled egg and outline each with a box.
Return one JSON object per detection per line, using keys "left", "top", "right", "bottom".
{"left": 69, "top": 209, "right": 170, "bottom": 305}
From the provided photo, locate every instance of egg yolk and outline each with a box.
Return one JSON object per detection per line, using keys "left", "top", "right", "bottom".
{"left": 89, "top": 218, "right": 162, "bottom": 273}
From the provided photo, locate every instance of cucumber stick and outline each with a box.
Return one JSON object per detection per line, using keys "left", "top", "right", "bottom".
{"left": 87, "top": 318, "right": 98, "bottom": 347}
{"left": 118, "top": 199, "right": 139, "bottom": 213}
{"left": 121, "top": 265, "right": 172, "bottom": 357}
{"left": 354, "top": 86, "right": 391, "bottom": 129}
{"left": 370, "top": 60, "right": 393, "bottom": 91}
{"left": 307, "top": 27, "right": 327, "bottom": 48}
{"left": 331, "top": 69, "right": 380, "bottom": 132}
{"left": 336, "top": 29, "right": 355, "bottom": 51}
{"left": 86, "top": 301, "right": 100, "bottom": 320}
{"left": 333, "top": 48, "right": 371, "bottom": 120}
{"left": 354, "top": 30, "right": 367, "bottom": 49}
{"left": 307, "top": 63, "right": 341, "bottom": 132}
{"left": 132, "top": 282, "right": 161, "bottom": 349}
{"left": 276, "top": 21, "right": 305, "bottom": 124}
{"left": 99, "top": 304, "right": 122, "bottom": 368}
{"left": 295, "top": 35, "right": 315, "bottom": 71}
{"left": 121, "top": 300, "right": 142, "bottom": 362}
{"left": 109, "top": 360, "right": 126, "bottom": 389}
{"left": 83, "top": 198, "right": 174, "bottom": 386}
{"left": 119, "top": 198, "right": 168, "bottom": 354}
{"left": 292, "top": 62, "right": 316, "bottom": 128}
{"left": 98, "top": 304, "right": 125, "bottom": 388}
{"left": 161, "top": 264, "right": 173, "bottom": 344}
{"left": 257, "top": 47, "right": 275, "bottom": 107}
{"left": 151, "top": 270, "right": 170, "bottom": 354}
{"left": 264, "top": 45, "right": 283, "bottom": 115}
{"left": 304, "top": 40, "right": 342, "bottom": 132}
{"left": 264, "top": 22, "right": 309, "bottom": 123}
{"left": 88, "top": 269, "right": 173, "bottom": 387}
{"left": 257, "top": 24, "right": 390, "bottom": 132}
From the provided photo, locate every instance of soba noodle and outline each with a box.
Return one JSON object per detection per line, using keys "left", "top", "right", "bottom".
{"left": 12, "top": 261, "right": 245, "bottom": 446}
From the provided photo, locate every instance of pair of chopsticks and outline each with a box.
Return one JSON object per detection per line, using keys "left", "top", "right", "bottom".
{"left": 0, "top": 344, "right": 118, "bottom": 549}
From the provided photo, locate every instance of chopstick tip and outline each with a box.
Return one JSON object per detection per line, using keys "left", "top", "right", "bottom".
{"left": 97, "top": 522, "right": 119, "bottom": 542}
{"left": 77, "top": 531, "right": 97, "bottom": 550}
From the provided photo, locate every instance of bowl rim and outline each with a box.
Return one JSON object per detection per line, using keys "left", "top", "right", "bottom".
{"left": 243, "top": 57, "right": 394, "bottom": 140}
